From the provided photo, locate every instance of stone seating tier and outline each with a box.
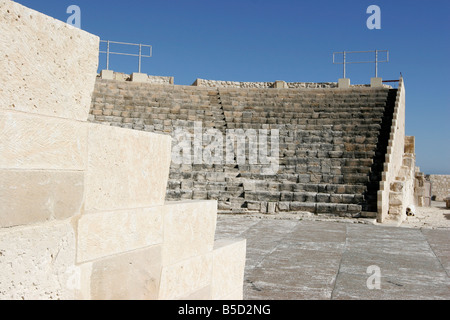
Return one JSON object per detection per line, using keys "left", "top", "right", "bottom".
{"left": 90, "top": 80, "right": 397, "bottom": 217}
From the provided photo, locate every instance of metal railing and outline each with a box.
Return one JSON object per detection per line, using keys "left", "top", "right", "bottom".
{"left": 99, "top": 40, "right": 152, "bottom": 73}
{"left": 333, "top": 50, "right": 389, "bottom": 78}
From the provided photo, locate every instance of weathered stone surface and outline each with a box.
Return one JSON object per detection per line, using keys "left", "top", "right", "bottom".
{"left": 211, "top": 239, "right": 246, "bottom": 300}
{"left": 0, "top": 170, "right": 84, "bottom": 228}
{"left": 429, "top": 175, "right": 450, "bottom": 202}
{"left": 0, "top": 0, "right": 99, "bottom": 121}
{"left": 162, "top": 201, "right": 217, "bottom": 266}
{"left": 1, "top": 0, "right": 246, "bottom": 302}
{"left": 216, "top": 216, "right": 450, "bottom": 300}
{"left": 85, "top": 124, "right": 171, "bottom": 212}
{"left": 178, "top": 285, "right": 212, "bottom": 300}
{"left": 90, "top": 245, "right": 162, "bottom": 300}
{"left": 77, "top": 207, "right": 164, "bottom": 263}
{"left": 159, "top": 253, "right": 213, "bottom": 300}
{"left": 0, "top": 111, "right": 87, "bottom": 170}
{"left": 219, "top": 288, "right": 244, "bottom": 300}
{"left": 0, "top": 221, "right": 77, "bottom": 300}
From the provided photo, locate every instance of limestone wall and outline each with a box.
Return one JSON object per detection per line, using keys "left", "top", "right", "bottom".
{"left": 429, "top": 175, "right": 450, "bottom": 201}
{"left": 100, "top": 71, "right": 174, "bottom": 84}
{"left": 415, "top": 171, "right": 431, "bottom": 207}
{"left": 193, "top": 78, "right": 392, "bottom": 89}
{"left": 193, "top": 78, "right": 275, "bottom": 88}
{"left": 377, "top": 77, "right": 416, "bottom": 224}
{"left": 193, "top": 78, "right": 340, "bottom": 89}
{"left": 0, "top": 0, "right": 245, "bottom": 300}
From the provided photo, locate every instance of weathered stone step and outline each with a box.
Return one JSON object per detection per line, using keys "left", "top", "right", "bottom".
{"left": 219, "top": 200, "right": 363, "bottom": 216}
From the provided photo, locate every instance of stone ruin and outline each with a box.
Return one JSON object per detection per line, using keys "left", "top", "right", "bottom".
{"left": 0, "top": 0, "right": 438, "bottom": 301}
{"left": 90, "top": 71, "right": 421, "bottom": 225}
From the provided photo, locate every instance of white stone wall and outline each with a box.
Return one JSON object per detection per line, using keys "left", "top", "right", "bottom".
{"left": 377, "top": 77, "right": 407, "bottom": 223}
{"left": 0, "top": 0, "right": 100, "bottom": 299}
{"left": 193, "top": 78, "right": 393, "bottom": 89}
{"left": 101, "top": 71, "right": 174, "bottom": 84}
{"left": 0, "top": 0, "right": 245, "bottom": 300}
{"left": 429, "top": 175, "right": 450, "bottom": 201}
{"left": 193, "top": 78, "right": 273, "bottom": 88}
{"left": 0, "top": 0, "right": 99, "bottom": 121}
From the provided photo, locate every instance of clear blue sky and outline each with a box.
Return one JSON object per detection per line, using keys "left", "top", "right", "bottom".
{"left": 14, "top": 0, "right": 450, "bottom": 174}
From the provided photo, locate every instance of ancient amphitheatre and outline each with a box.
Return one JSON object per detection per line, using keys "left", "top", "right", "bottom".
{"left": 0, "top": 0, "right": 449, "bottom": 301}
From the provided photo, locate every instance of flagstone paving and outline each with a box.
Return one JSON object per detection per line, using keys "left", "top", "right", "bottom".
{"left": 215, "top": 209, "right": 450, "bottom": 300}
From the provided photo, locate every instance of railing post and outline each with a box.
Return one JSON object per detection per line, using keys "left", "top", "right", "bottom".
{"left": 375, "top": 49, "right": 378, "bottom": 78}
{"left": 333, "top": 50, "right": 388, "bottom": 81}
{"left": 138, "top": 44, "right": 142, "bottom": 74}
{"left": 343, "top": 51, "right": 346, "bottom": 78}
{"left": 106, "top": 40, "right": 110, "bottom": 70}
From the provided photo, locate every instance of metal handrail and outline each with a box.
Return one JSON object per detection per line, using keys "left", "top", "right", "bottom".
{"left": 99, "top": 40, "right": 152, "bottom": 73}
{"left": 333, "top": 50, "right": 389, "bottom": 78}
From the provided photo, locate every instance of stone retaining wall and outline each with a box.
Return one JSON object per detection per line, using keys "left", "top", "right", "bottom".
{"left": 192, "top": 78, "right": 392, "bottom": 89}
{"left": 429, "top": 175, "right": 450, "bottom": 201}
{"left": 193, "top": 78, "right": 339, "bottom": 89}
{"left": 100, "top": 71, "right": 174, "bottom": 84}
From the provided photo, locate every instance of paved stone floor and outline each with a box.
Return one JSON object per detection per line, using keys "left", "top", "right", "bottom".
{"left": 215, "top": 205, "right": 450, "bottom": 300}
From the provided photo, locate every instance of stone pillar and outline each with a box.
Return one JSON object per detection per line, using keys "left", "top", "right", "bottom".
{"left": 100, "top": 70, "right": 114, "bottom": 80}
{"left": 131, "top": 72, "right": 148, "bottom": 83}
{"left": 338, "top": 78, "right": 350, "bottom": 89}
{"left": 371, "top": 77, "right": 383, "bottom": 88}
{"left": 274, "top": 80, "right": 287, "bottom": 89}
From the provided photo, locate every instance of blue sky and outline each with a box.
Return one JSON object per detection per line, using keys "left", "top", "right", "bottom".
{"left": 14, "top": 0, "right": 450, "bottom": 174}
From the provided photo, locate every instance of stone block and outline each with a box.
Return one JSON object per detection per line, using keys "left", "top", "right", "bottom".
{"left": 298, "top": 174, "right": 311, "bottom": 183}
{"left": 290, "top": 202, "right": 316, "bottom": 213}
{"left": 76, "top": 207, "right": 164, "bottom": 263}
{"left": 332, "top": 204, "right": 348, "bottom": 214}
{"left": 316, "top": 203, "right": 334, "bottom": 214}
{"left": 389, "top": 192, "right": 403, "bottom": 206}
{"left": 338, "top": 78, "right": 350, "bottom": 89}
{"left": 159, "top": 253, "right": 213, "bottom": 300}
{"left": 370, "top": 77, "right": 383, "bottom": 88}
{"left": 0, "top": 111, "right": 87, "bottom": 170}
{"left": 243, "top": 181, "right": 256, "bottom": 192}
{"left": 247, "top": 201, "right": 261, "bottom": 211}
{"left": 89, "top": 245, "right": 162, "bottom": 300}
{"left": 219, "top": 289, "right": 244, "bottom": 300}
{"left": 179, "top": 285, "right": 212, "bottom": 300}
{"left": 267, "top": 202, "right": 277, "bottom": 214}
{"left": 347, "top": 204, "right": 362, "bottom": 213}
{"left": 0, "top": 0, "right": 99, "bottom": 121}
{"left": 162, "top": 201, "right": 217, "bottom": 266}
{"left": 316, "top": 193, "right": 331, "bottom": 203}
{"left": 0, "top": 170, "right": 84, "bottom": 228}
{"left": 390, "top": 181, "right": 404, "bottom": 192}
{"left": 85, "top": 124, "right": 171, "bottom": 212}
{"left": 100, "top": 70, "right": 114, "bottom": 80}
{"left": 131, "top": 73, "right": 148, "bottom": 83}
{"left": 211, "top": 239, "right": 246, "bottom": 300}
{"left": 274, "top": 81, "right": 287, "bottom": 89}
{"left": 0, "top": 221, "right": 77, "bottom": 300}
{"left": 280, "top": 192, "right": 294, "bottom": 201}
{"left": 278, "top": 202, "right": 290, "bottom": 212}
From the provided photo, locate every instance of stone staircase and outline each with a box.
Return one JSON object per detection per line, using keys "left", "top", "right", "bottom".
{"left": 90, "top": 80, "right": 397, "bottom": 217}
